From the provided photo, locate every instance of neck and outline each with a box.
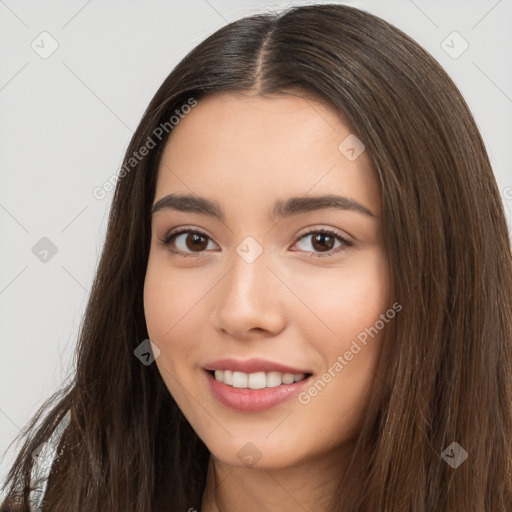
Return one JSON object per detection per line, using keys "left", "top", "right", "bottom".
{"left": 200, "top": 444, "right": 353, "bottom": 512}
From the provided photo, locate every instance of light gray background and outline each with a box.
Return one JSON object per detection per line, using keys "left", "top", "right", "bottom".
{"left": 1, "top": 0, "right": 511, "bottom": 494}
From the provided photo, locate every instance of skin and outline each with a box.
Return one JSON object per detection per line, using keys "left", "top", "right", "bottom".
{"left": 143, "top": 90, "right": 391, "bottom": 512}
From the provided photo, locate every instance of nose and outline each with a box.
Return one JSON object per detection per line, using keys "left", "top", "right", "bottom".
{"left": 214, "top": 247, "right": 287, "bottom": 340}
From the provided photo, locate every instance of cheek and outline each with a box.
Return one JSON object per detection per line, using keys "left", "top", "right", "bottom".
{"left": 302, "top": 250, "right": 390, "bottom": 434}
{"left": 288, "top": 249, "right": 390, "bottom": 342}
{"left": 143, "top": 263, "right": 195, "bottom": 403}
{"left": 143, "top": 267, "right": 170, "bottom": 342}
{"left": 143, "top": 257, "right": 211, "bottom": 380}
{"left": 143, "top": 256, "right": 200, "bottom": 342}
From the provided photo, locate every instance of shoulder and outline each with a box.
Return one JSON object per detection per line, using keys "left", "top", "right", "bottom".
{"left": 29, "top": 410, "right": 71, "bottom": 511}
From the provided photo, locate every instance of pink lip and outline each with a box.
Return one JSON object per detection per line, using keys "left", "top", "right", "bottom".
{"left": 204, "top": 370, "right": 312, "bottom": 412}
{"left": 203, "top": 357, "right": 311, "bottom": 374}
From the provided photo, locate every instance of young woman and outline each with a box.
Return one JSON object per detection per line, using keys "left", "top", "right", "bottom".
{"left": 2, "top": 4, "right": 511, "bottom": 511}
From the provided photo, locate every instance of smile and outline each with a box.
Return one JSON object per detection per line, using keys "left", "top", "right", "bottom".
{"left": 209, "top": 369, "right": 309, "bottom": 389}
{"left": 204, "top": 369, "right": 313, "bottom": 412}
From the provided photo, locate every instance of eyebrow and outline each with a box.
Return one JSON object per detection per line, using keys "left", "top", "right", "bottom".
{"left": 151, "top": 193, "right": 375, "bottom": 220}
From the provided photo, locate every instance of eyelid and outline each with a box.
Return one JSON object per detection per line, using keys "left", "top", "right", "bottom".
{"left": 291, "top": 227, "right": 354, "bottom": 258}
{"left": 164, "top": 225, "right": 212, "bottom": 238}
{"left": 160, "top": 226, "right": 219, "bottom": 258}
{"left": 159, "top": 225, "right": 353, "bottom": 258}
{"left": 294, "top": 224, "right": 354, "bottom": 244}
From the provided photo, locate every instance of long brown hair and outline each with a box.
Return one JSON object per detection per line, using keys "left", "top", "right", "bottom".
{"left": 2, "top": 4, "right": 511, "bottom": 511}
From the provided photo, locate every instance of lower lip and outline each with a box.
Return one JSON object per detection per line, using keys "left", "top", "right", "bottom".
{"left": 204, "top": 370, "right": 311, "bottom": 412}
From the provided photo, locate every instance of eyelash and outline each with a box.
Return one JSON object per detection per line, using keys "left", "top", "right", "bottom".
{"left": 159, "top": 227, "right": 353, "bottom": 259}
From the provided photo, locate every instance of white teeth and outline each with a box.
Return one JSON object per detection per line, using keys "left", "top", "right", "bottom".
{"left": 281, "top": 373, "right": 295, "bottom": 385}
{"left": 266, "top": 371, "right": 282, "bottom": 388}
{"left": 224, "top": 370, "right": 233, "bottom": 385}
{"left": 232, "top": 371, "right": 248, "bottom": 388}
{"left": 211, "top": 369, "right": 307, "bottom": 388}
{"left": 248, "top": 371, "right": 266, "bottom": 389}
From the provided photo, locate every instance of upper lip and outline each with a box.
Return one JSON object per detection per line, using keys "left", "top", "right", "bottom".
{"left": 203, "top": 357, "right": 312, "bottom": 375}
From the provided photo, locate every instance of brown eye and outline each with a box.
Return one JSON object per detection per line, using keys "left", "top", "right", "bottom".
{"left": 310, "top": 232, "right": 335, "bottom": 252}
{"left": 162, "top": 230, "right": 217, "bottom": 257}
{"left": 185, "top": 233, "right": 208, "bottom": 252}
{"left": 292, "top": 229, "right": 353, "bottom": 258}
{"left": 163, "top": 228, "right": 352, "bottom": 259}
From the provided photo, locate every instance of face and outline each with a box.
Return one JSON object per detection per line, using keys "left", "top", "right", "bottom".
{"left": 143, "top": 91, "right": 391, "bottom": 470}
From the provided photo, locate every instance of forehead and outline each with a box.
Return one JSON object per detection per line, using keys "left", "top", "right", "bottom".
{"left": 154, "top": 91, "right": 380, "bottom": 217}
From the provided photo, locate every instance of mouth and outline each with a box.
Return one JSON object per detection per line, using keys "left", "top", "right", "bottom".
{"left": 202, "top": 357, "right": 314, "bottom": 411}
{"left": 203, "top": 368, "right": 314, "bottom": 412}
{"left": 205, "top": 369, "right": 313, "bottom": 389}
